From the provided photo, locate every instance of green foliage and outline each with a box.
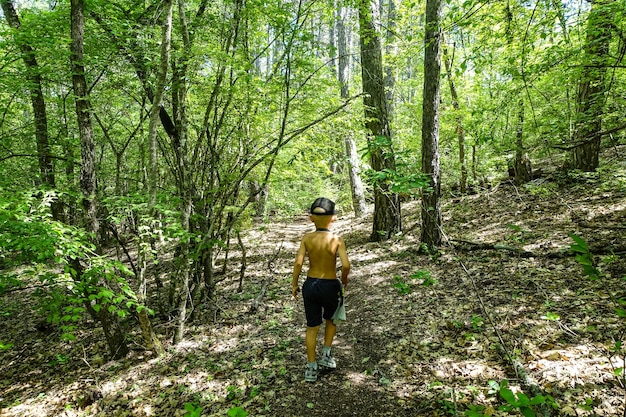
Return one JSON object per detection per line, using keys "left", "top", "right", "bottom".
{"left": 0, "top": 342, "right": 14, "bottom": 351}
{"left": 579, "top": 398, "right": 594, "bottom": 411}
{"left": 470, "top": 314, "right": 484, "bottom": 331}
{"left": 183, "top": 402, "right": 203, "bottom": 417}
{"left": 569, "top": 234, "right": 601, "bottom": 279}
{"left": 227, "top": 406, "right": 248, "bottom": 417}
{"left": 363, "top": 165, "right": 430, "bottom": 198}
{"left": 0, "top": 190, "right": 142, "bottom": 340}
{"left": 392, "top": 270, "right": 434, "bottom": 294}
{"left": 489, "top": 380, "right": 557, "bottom": 416}
{"left": 542, "top": 311, "right": 560, "bottom": 321}
{"left": 523, "top": 181, "right": 558, "bottom": 197}
{"left": 392, "top": 275, "right": 411, "bottom": 294}
{"left": 464, "top": 404, "right": 487, "bottom": 417}
{"left": 504, "top": 224, "right": 532, "bottom": 245}
{"left": 415, "top": 270, "right": 437, "bottom": 287}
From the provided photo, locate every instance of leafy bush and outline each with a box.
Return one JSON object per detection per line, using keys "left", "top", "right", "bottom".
{"left": 0, "top": 190, "right": 142, "bottom": 341}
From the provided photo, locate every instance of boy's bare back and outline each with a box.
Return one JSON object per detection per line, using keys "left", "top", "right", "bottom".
{"left": 297, "top": 230, "right": 349, "bottom": 281}
{"left": 292, "top": 198, "right": 350, "bottom": 299}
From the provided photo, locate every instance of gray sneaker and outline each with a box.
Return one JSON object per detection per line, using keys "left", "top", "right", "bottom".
{"left": 305, "top": 365, "right": 318, "bottom": 382}
{"left": 318, "top": 352, "right": 336, "bottom": 369}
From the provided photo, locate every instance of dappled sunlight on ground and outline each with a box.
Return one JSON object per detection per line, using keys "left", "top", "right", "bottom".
{"left": 2, "top": 149, "right": 626, "bottom": 416}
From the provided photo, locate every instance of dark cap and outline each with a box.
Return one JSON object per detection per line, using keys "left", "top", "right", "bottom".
{"left": 310, "top": 197, "right": 336, "bottom": 215}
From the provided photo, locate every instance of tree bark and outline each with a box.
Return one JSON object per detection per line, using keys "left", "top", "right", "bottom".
{"left": 513, "top": 100, "right": 532, "bottom": 184}
{"left": 358, "top": 0, "right": 401, "bottom": 241}
{"left": 420, "top": 0, "right": 443, "bottom": 249}
{"left": 337, "top": 4, "right": 367, "bottom": 217}
{"left": 570, "top": 0, "right": 613, "bottom": 171}
{"left": 443, "top": 44, "right": 467, "bottom": 193}
{"left": 384, "top": 0, "right": 396, "bottom": 121}
{"left": 1, "top": 0, "right": 61, "bottom": 219}
{"left": 138, "top": 0, "right": 173, "bottom": 349}
{"left": 70, "top": 0, "right": 129, "bottom": 359}
{"left": 173, "top": 0, "right": 193, "bottom": 344}
{"left": 70, "top": 0, "right": 98, "bottom": 244}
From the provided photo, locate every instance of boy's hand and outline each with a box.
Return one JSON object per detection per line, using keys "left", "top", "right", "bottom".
{"left": 292, "top": 285, "right": 300, "bottom": 298}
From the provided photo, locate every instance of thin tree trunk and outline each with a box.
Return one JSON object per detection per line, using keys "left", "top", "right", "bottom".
{"left": 137, "top": 0, "right": 174, "bottom": 352}
{"left": 70, "top": 0, "right": 129, "bottom": 359}
{"left": 514, "top": 100, "right": 532, "bottom": 184}
{"left": 443, "top": 44, "right": 467, "bottom": 193}
{"left": 173, "top": 0, "right": 194, "bottom": 344}
{"left": 358, "top": 0, "right": 401, "bottom": 241}
{"left": 420, "top": 0, "right": 443, "bottom": 249}
{"left": 337, "top": 4, "right": 366, "bottom": 216}
{"left": 1, "top": 0, "right": 61, "bottom": 219}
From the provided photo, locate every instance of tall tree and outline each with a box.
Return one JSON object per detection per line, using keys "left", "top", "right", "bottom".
{"left": 0, "top": 0, "right": 60, "bottom": 219}
{"left": 443, "top": 44, "right": 467, "bottom": 193}
{"left": 420, "top": 0, "right": 443, "bottom": 249}
{"left": 337, "top": 3, "right": 366, "bottom": 216}
{"left": 384, "top": 0, "right": 396, "bottom": 120}
{"left": 513, "top": 99, "right": 532, "bottom": 184}
{"left": 70, "top": 0, "right": 129, "bottom": 359}
{"left": 358, "top": 0, "right": 401, "bottom": 241}
{"left": 570, "top": 0, "right": 614, "bottom": 171}
{"left": 171, "top": 0, "right": 193, "bottom": 344}
{"left": 138, "top": 0, "right": 173, "bottom": 349}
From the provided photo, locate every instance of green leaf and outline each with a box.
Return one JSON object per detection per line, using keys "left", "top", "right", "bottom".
{"left": 499, "top": 387, "right": 518, "bottom": 406}
{"left": 487, "top": 380, "right": 500, "bottom": 395}
{"left": 227, "top": 406, "right": 248, "bottom": 417}
{"left": 520, "top": 406, "right": 536, "bottom": 417}
{"left": 517, "top": 392, "right": 530, "bottom": 405}
{"left": 530, "top": 395, "right": 546, "bottom": 405}
{"left": 569, "top": 234, "right": 588, "bottom": 251}
{"left": 574, "top": 254, "right": 593, "bottom": 265}
{"left": 542, "top": 312, "right": 560, "bottom": 321}
{"left": 0, "top": 342, "right": 14, "bottom": 351}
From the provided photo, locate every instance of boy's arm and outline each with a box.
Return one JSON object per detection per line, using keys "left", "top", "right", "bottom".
{"left": 292, "top": 240, "right": 306, "bottom": 297}
{"left": 337, "top": 237, "right": 350, "bottom": 287}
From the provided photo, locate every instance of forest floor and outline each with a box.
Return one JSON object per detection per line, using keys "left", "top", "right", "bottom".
{"left": 2, "top": 146, "right": 626, "bottom": 417}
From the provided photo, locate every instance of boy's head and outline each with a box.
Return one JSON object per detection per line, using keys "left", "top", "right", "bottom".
{"left": 310, "top": 197, "right": 336, "bottom": 215}
{"left": 309, "top": 197, "right": 336, "bottom": 227}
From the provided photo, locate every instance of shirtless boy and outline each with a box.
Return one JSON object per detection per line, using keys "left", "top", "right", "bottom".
{"left": 292, "top": 197, "right": 351, "bottom": 382}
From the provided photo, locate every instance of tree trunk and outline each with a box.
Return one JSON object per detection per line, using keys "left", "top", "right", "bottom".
{"left": 513, "top": 100, "right": 532, "bottom": 184}
{"left": 443, "top": 44, "right": 467, "bottom": 193}
{"left": 70, "top": 0, "right": 129, "bottom": 359}
{"left": 172, "top": 0, "right": 195, "bottom": 344}
{"left": 384, "top": 0, "right": 396, "bottom": 121}
{"left": 174, "top": 197, "right": 192, "bottom": 343}
{"left": 138, "top": 0, "right": 173, "bottom": 351}
{"left": 420, "top": 0, "right": 443, "bottom": 249}
{"left": 337, "top": 4, "right": 367, "bottom": 217}
{"left": 570, "top": 0, "right": 613, "bottom": 171}
{"left": 358, "top": 0, "right": 401, "bottom": 241}
{"left": 1, "top": 0, "right": 61, "bottom": 219}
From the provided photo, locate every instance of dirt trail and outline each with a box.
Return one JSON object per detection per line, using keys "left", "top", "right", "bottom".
{"left": 2, "top": 159, "right": 626, "bottom": 416}
{"left": 265, "top": 213, "right": 420, "bottom": 417}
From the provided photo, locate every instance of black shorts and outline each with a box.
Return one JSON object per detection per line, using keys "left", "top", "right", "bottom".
{"left": 302, "top": 277, "right": 342, "bottom": 327}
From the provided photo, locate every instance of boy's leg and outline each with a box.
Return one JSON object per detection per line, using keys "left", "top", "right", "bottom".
{"left": 306, "top": 325, "right": 321, "bottom": 363}
{"left": 323, "top": 319, "right": 336, "bottom": 347}
{"left": 319, "top": 319, "right": 337, "bottom": 369}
